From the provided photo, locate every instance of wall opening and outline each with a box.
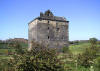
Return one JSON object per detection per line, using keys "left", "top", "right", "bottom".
{"left": 48, "top": 36, "right": 49, "bottom": 39}
{"left": 48, "top": 27, "right": 49, "bottom": 29}
{"left": 48, "top": 21, "right": 49, "bottom": 23}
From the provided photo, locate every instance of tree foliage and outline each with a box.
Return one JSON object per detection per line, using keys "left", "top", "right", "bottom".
{"left": 89, "top": 38, "right": 97, "bottom": 45}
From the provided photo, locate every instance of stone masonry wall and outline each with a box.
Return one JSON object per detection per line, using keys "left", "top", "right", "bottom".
{"left": 35, "top": 19, "right": 69, "bottom": 48}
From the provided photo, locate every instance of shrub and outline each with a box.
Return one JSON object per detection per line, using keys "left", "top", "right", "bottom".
{"left": 77, "top": 48, "right": 95, "bottom": 68}
{"left": 62, "top": 46, "right": 69, "bottom": 53}
{"left": 77, "top": 38, "right": 99, "bottom": 68}
{"left": 14, "top": 42, "right": 24, "bottom": 55}
{"left": 9, "top": 42, "right": 64, "bottom": 71}
{"left": 94, "top": 57, "right": 100, "bottom": 71}
{"left": 69, "top": 41, "right": 74, "bottom": 44}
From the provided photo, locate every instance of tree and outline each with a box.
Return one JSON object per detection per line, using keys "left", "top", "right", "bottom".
{"left": 89, "top": 38, "right": 97, "bottom": 45}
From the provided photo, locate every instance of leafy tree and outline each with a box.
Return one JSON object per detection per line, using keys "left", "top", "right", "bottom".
{"left": 89, "top": 38, "right": 97, "bottom": 45}
{"left": 69, "top": 41, "right": 74, "bottom": 44}
{"left": 74, "top": 40, "right": 79, "bottom": 45}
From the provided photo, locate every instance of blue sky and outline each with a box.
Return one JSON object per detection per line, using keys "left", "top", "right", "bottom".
{"left": 0, "top": 0, "right": 100, "bottom": 41}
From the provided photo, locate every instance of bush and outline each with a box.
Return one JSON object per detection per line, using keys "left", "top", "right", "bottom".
{"left": 77, "top": 38, "right": 99, "bottom": 68}
{"left": 94, "top": 57, "right": 100, "bottom": 71}
{"left": 77, "top": 48, "right": 95, "bottom": 68}
{"left": 62, "top": 46, "right": 69, "bottom": 53}
{"left": 9, "top": 42, "right": 64, "bottom": 71}
{"left": 14, "top": 42, "right": 24, "bottom": 55}
{"left": 69, "top": 41, "right": 74, "bottom": 44}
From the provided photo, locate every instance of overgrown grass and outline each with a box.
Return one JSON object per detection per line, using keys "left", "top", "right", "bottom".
{"left": 69, "top": 43, "right": 91, "bottom": 55}
{"left": 58, "top": 53, "right": 90, "bottom": 71}
{"left": 20, "top": 42, "right": 28, "bottom": 48}
{"left": 0, "top": 42, "right": 100, "bottom": 71}
{"left": 0, "top": 49, "right": 15, "bottom": 55}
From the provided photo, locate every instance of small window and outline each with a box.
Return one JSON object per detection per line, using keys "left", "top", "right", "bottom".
{"left": 56, "top": 28, "right": 59, "bottom": 31}
{"left": 48, "top": 21, "right": 49, "bottom": 23}
{"left": 47, "top": 13, "right": 50, "bottom": 16}
{"left": 48, "top": 27, "right": 49, "bottom": 29}
{"left": 48, "top": 36, "right": 49, "bottom": 39}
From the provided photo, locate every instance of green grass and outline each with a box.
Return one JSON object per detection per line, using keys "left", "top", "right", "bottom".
{"left": 0, "top": 43, "right": 8, "bottom": 49}
{"left": 0, "top": 42, "right": 99, "bottom": 71}
{"left": 58, "top": 53, "right": 90, "bottom": 71}
{"left": 69, "top": 43, "right": 91, "bottom": 55}
{"left": 20, "top": 42, "right": 28, "bottom": 48}
{"left": 0, "top": 49, "right": 15, "bottom": 55}
{"left": 59, "top": 42, "right": 93, "bottom": 71}
{"left": 0, "top": 49, "right": 8, "bottom": 55}
{"left": 0, "top": 42, "right": 28, "bottom": 48}
{"left": 0, "top": 55, "right": 10, "bottom": 60}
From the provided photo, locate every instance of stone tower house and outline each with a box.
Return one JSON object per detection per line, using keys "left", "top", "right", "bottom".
{"left": 28, "top": 10, "right": 69, "bottom": 49}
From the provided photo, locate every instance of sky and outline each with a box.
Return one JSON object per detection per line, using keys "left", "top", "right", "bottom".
{"left": 0, "top": 0, "right": 100, "bottom": 41}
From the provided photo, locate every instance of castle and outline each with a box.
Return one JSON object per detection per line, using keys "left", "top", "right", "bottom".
{"left": 28, "top": 10, "right": 69, "bottom": 49}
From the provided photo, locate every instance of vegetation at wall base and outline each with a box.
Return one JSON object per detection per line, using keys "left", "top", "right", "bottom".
{"left": 8, "top": 42, "right": 64, "bottom": 71}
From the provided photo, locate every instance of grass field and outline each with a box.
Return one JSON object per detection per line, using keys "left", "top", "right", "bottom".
{"left": 69, "top": 43, "right": 91, "bottom": 55}
{"left": 0, "top": 42, "right": 92, "bottom": 55}
{"left": 0, "top": 42, "right": 28, "bottom": 70}
{"left": 0, "top": 42, "right": 100, "bottom": 71}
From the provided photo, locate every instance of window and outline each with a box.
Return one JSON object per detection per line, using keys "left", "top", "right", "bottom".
{"left": 61, "top": 35, "right": 64, "bottom": 40}
{"left": 48, "top": 21, "right": 49, "bottom": 23}
{"left": 47, "top": 13, "right": 50, "bottom": 16}
{"left": 57, "top": 28, "right": 59, "bottom": 31}
{"left": 48, "top": 36, "right": 49, "bottom": 39}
